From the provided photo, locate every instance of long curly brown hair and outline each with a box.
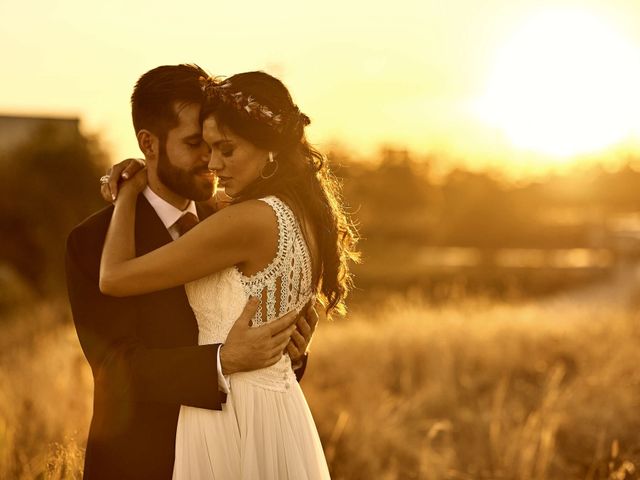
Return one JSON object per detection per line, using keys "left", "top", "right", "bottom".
{"left": 201, "top": 71, "right": 359, "bottom": 315}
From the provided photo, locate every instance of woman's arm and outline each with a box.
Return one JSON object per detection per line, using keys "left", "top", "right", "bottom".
{"left": 99, "top": 176, "right": 276, "bottom": 297}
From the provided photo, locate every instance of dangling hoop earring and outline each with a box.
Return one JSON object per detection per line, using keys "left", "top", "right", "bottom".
{"left": 260, "top": 152, "right": 279, "bottom": 179}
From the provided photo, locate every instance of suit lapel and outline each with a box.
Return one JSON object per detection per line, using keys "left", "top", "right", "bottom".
{"left": 135, "top": 197, "right": 212, "bottom": 249}
{"left": 132, "top": 194, "right": 199, "bottom": 347}
{"left": 196, "top": 201, "right": 215, "bottom": 221}
{"left": 135, "top": 195, "right": 173, "bottom": 255}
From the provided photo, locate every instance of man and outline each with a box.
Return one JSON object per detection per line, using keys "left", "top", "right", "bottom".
{"left": 66, "top": 64, "right": 318, "bottom": 479}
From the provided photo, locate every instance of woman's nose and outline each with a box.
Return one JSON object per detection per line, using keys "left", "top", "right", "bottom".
{"left": 208, "top": 151, "right": 223, "bottom": 171}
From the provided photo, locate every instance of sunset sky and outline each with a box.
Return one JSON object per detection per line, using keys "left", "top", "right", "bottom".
{"left": 2, "top": 0, "right": 640, "bottom": 174}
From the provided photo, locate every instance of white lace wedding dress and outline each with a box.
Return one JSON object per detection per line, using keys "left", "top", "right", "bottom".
{"left": 172, "top": 196, "right": 331, "bottom": 480}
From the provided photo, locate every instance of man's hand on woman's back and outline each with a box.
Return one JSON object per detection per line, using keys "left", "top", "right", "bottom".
{"left": 220, "top": 298, "right": 298, "bottom": 375}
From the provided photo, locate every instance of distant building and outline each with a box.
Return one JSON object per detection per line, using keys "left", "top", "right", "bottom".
{"left": 0, "top": 114, "right": 81, "bottom": 155}
{"left": 381, "top": 147, "right": 410, "bottom": 164}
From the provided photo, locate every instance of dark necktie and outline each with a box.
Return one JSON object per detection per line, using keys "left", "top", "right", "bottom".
{"left": 174, "top": 212, "right": 199, "bottom": 237}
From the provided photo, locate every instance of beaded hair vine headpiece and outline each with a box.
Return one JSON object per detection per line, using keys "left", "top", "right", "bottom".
{"left": 199, "top": 76, "right": 310, "bottom": 136}
{"left": 200, "top": 76, "right": 285, "bottom": 132}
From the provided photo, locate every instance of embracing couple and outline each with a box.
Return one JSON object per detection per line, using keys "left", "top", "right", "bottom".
{"left": 65, "top": 64, "right": 358, "bottom": 479}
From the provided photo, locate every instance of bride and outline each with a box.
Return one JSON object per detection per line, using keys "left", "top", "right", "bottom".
{"left": 99, "top": 71, "right": 358, "bottom": 479}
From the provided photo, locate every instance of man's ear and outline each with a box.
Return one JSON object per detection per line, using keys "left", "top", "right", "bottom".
{"left": 136, "top": 129, "right": 159, "bottom": 160}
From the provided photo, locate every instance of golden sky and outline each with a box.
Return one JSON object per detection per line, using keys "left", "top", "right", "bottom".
{"left": 2, "top": 0, "right": 640, "bottom": 174}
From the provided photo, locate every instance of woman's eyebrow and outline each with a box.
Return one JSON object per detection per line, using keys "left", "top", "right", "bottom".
{"left": 182, "top": 133, "right": 203, "bottom": 142}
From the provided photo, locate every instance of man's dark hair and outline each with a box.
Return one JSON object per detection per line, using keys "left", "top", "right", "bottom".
{"left": 131, "top": 64, "right": 208, "bottom": 139}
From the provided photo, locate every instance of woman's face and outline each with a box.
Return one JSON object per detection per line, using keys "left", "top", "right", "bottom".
{"left": 202, "top": 116, "right": 269, "bottom": 197}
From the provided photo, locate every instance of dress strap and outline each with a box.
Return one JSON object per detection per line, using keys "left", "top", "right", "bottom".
{"left": 239, "top": 196, "right": 305, "bottom": 325}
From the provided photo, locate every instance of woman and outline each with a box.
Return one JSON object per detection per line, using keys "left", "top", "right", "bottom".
{"left": 99, "top": 71, "right": 358, "bottom": 479}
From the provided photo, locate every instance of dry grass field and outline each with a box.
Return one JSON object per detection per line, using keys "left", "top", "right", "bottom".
{"left": 1, "top": 275, "right": 639, "bottom": 479}
{"left": 306, "top": 286, "right": 640, "bottom": 479}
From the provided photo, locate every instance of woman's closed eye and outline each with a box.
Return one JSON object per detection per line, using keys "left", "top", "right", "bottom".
{"left": 218, "top": 144, "right": 235, "bottom": 157}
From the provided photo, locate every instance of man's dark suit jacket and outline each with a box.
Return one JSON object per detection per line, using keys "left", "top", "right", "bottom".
{"left": 65, "top": 196, "right": 225, "bottom": 479}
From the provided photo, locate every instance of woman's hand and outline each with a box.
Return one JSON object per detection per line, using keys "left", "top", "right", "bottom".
{"left": 100, "top": 158, "right": 146, "bottom": 202}
{"left": 117, "top": 167, "right": 148, "bottom": 200}
{"left": 287, "top": 301, "right": 322, "bottom": 367}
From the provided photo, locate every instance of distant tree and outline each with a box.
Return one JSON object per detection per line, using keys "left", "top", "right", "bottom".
{"left": 332, "top": 149, "right": 435, "bottom": 242}
{"left": 437, "top": 169, "right": 512, "bottom": 247}
{"left": 0, "top": 122, "right": 109, "bottom": 296}
{"left": 595, "top": 165, "right": 640, "bottom": 211}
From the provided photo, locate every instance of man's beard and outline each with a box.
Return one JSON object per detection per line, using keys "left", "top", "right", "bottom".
{"left": 157, "top": 142, "right": 215, "bottom": 201}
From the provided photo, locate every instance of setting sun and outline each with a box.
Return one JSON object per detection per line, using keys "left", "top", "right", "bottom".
{"left": 475, "top": 8, "right": 640, "bottom": 159}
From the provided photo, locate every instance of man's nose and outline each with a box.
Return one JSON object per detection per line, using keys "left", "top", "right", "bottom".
{"left": 200, "top": 144, "right": 211, "bottom": 163}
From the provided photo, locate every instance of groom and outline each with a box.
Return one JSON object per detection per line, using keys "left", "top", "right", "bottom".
{"left": 66, "top": 64, "right": 317, "bottom": 480}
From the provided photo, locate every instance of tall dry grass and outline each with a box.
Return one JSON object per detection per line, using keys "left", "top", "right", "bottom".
{"left": 304, "top": 287, "right": 640, "bottom": 479}
{"left": 1, "top": 282, "right": 639, "bottom": 479}
{"left": 0, "top": 300, "right": 91, "bottom": 479}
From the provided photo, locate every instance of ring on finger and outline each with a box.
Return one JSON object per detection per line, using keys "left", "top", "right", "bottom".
{"left": 99, "top": 175, "right": 110, "bottom": 185}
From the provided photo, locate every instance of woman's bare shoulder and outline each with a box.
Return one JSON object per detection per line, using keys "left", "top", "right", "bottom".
{"left": 203, "top": 199, "right": 279, "bottom": 238}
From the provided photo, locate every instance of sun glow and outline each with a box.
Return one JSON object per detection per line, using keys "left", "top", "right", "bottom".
{"left": 475, "top": 8, "right": 640, "bottom": 159}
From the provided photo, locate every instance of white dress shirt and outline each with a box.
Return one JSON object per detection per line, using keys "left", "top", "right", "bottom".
{"left": 142, "top": 186, "right": 230, "bottom": 393}
{"left": 143, "top": 186, "right": 199, "bottom": 241}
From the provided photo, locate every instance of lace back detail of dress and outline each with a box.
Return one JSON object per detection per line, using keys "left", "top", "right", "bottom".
{"left": 240, "top": 196, "right": 314, "bottom": 326}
